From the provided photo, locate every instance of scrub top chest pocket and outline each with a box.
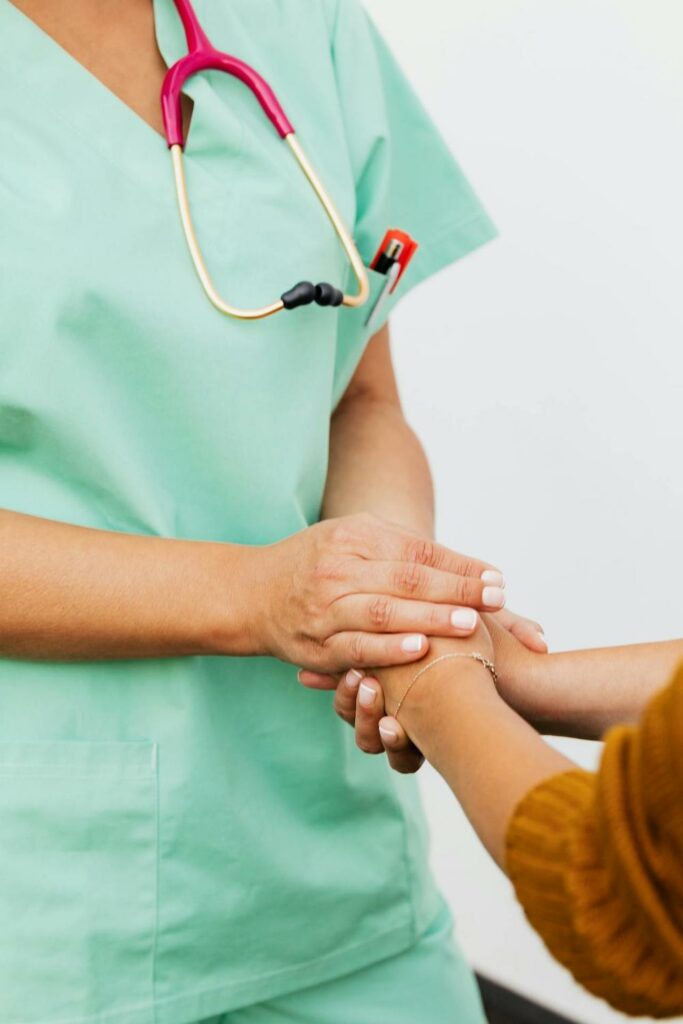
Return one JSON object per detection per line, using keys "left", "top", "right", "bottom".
{"left": 0, "top": 740, "right": 158, "bottom": 1023}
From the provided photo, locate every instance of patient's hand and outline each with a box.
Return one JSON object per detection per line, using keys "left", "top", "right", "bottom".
{"left": 483, "top": 613, "right": 549, "bottom": 725}
{"left": 335, "top": 625, "right": 495, "bottom": 773}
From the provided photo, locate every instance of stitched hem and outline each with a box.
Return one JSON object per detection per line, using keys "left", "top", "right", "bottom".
{"left": 22, "top": 919, "right": 418, "bottom": 1024}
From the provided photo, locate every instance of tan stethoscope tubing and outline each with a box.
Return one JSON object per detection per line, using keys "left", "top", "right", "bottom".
{"left": 170, "top": 134, "right": 370, "bottom": 321}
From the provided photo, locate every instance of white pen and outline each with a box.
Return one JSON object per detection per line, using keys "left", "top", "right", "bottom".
{"left": 365, "top": 260, "right": 402, "bottom": 333}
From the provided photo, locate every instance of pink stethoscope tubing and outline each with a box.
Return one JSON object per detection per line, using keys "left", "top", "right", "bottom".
{"left": 161, "top": 0, "right": 369, "bottom": 320}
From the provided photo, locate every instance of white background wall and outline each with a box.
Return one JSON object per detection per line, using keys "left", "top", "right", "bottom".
{"left": 362, "top": 1, "right": 683, "bottom": 1021}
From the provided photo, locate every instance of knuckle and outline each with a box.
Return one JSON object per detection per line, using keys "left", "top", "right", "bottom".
{"left": 334, "top": 701, "right": 354, "bottom": 725}
{"left": 453, "top": 577, "right": 473, "bottom": 605}
{"left": 302, "top": 606, "right": 330, "bottom": 642}
{"left": 349, "top": 633, "right": 367, "bottom": 665}
{"left": 458, "top": 557, "right": 478, "bottom": 578}
{"left": 394, "top": 563, "right": 425, "bottom": 596}
{"left": 331, "top": 513, "right": 378, "bottom": 550}
{"left": 404, "top": 537, "right": 438, "bottom": 567}
{"left": 317, "top": 639, "right": 342, "bottom": 674}
{"left": 311, "top": 557, "right": 343, "bottom": 585}
{"left": 328, "top": 519, "right": 356, "bottom": 549}
{"left": 427, "top": 603, "right": 446, "bottom": 630}
{"left": 352, "top": 512, "right": 385, "bottom": 551}
{"left": 368, "top": 595, "right": 394, "bottom": 630}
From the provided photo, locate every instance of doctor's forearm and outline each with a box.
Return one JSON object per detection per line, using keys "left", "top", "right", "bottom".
{"left": 324, "top": 395, "right": 434, "bottom": 535}
{"left": 0, "top": 509, "right": 256, "bottom": 660}
{"left": 0, "top": 508, "right": 497, "bottom": 670}
{"left": 324, "top": 326, "right": 434, "bottom": 536}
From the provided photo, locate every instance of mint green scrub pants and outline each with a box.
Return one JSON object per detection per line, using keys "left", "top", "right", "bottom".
{"left": 198, "top": 906, "right": 485, "bottom": 1024}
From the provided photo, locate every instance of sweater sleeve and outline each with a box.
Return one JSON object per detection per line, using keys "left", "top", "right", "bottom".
{"left": 506, "top": 663, "right": 683, "bottom": 1017}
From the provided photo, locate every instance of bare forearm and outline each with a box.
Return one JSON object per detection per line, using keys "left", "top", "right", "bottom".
{"left": 0, "top": 509, "right": 257, "bottom": 660}
{"left": 324, "top": 395, "right": 434, "bottom": 535}
{"left": 511, "top": 640, "right": 683, "bottom": 739}
{"left": 412, "top": 640, "right": 683, "bottom": 865}
{"left": 404, "top": 663, "right": 573, "bottom": 867}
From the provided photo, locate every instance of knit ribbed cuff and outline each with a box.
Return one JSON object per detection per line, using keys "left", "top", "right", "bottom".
{"left": 506, "top": 769, "right": 682, "bottom": 1017}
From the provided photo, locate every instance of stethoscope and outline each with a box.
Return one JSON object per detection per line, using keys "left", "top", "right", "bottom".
{"left": 161, "top": 0, "right": 370, "bottom": 320}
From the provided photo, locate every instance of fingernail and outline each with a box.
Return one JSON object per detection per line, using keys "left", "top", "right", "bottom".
{"left": 297, "top": 669, "right": 320, "bottom": 684}
{"left": 401, "top": 634, "right": 425, "bottom": 653}
{"left": 535, "top": 630, "right": 548, "bottom": 650}
{"left": 451, "top": 608, "right": 477, "bottom": 630}
{"left": 345, "top": 669, "right": 364, "bottom": 690}
{"left": 358, "top": 682, "right": 376, "bottom": 708}
{"left": 483, "top": 586, "right": 506, "bottom": 609}
{"left": 481, "top": 570, "right": 505, "bottom": 588}
{"left": 379, "top": 723, "right": 398, "bottom": 744}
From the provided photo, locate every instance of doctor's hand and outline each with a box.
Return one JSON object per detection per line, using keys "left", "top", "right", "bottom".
{"left": 298, "top": 605, "right": 547, "bottom": 699}
{"left": 253, "top": 513, "right": 506, "bottom": 674}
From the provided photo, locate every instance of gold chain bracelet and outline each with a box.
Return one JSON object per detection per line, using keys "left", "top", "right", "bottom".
{"left": 394, "top": 652, "right": 498, "bottom": 722}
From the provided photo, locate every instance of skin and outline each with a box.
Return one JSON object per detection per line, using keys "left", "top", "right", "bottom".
{"left": 324, "top": 624, "right": 683, "bottom": 865}
{"left": 2, "top": 0, "right": 541, "bottom": 672}
{"left": 9, "top": 0, "right": 195, "bottom": 141}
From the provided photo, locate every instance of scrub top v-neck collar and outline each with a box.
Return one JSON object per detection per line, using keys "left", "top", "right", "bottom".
{"left": 0, "top": 0, "right": 242, "bottom": 202}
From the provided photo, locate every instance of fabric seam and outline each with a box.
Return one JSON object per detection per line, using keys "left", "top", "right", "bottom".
{"left": 18, "top": 919, "right": 415, "bottom": 1024}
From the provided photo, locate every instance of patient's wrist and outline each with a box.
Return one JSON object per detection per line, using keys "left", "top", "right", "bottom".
{"left": 495, "top": 643, "right": 550, "bottom": 718}
{"left": 518, "top": 650, "right": 607, "bottom": 737}
{"left": 399, "top": 658, "right": 499, "bottom": 758}
{"left": 503, "top": 651, "right": 589, "bottom": 734}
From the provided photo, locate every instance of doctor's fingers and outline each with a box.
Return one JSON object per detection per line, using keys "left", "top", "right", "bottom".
{"left": 352, "top": 676, "right": 386, "bottom": 754}
{"left": 351, "top": 520, "right": 500, "bottom": 584}
{"left": 378, "top": 715, "right": 424, "bottom": 775}
{"left": 339, "top": 676, "right": 424, "bottom": 774}
{"left": 332, "top": 594, "right": 481, "bottom": 639}
{"left": 341, "top": 562, "right": 506, "bottom": 614}
{"left": 321, "top": 630, "right": 431, "bottom": 675}
{"left": 333, "top": 668, "right": 366, "bottom": 726}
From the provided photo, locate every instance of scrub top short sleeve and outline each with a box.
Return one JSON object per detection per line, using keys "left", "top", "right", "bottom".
{"left": 330, "top": 0, "right": 498, "bottom": 401}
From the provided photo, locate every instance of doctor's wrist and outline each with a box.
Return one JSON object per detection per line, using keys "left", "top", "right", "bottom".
{"left": 197, "top": 542, "right": 270, "bottom": 658}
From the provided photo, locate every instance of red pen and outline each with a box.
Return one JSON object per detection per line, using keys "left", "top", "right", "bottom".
{"left": 365, "top": 229, "right": 419, "bottom": 330}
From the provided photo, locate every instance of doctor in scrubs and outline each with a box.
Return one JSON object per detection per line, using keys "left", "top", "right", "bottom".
{"left": 0, "top": 1, "right": 544, "bottom": 1022}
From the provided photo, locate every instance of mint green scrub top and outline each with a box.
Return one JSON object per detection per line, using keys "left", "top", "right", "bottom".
{"left": 0, "top": 2, "right": 496, "bottom": 1022}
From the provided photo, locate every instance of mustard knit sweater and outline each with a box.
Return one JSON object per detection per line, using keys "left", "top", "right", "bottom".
{"left": 506, "top": 663, "right": 683, "bottom": 1017}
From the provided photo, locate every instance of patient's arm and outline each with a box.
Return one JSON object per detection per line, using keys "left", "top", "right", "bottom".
{"left": 487, "top": 616, "right": 683, "bottom": 738}
{"left": 355, "top": 642, "right": 683, "bottom": 1017}
{"left": 351, "top": 628, "right": 683, "bottom": 859}
{"left": 350, "top": 626, "right": 574, "bottom": 864}
{"left": 348, "top": 629, "right": 683, "bottom": 778}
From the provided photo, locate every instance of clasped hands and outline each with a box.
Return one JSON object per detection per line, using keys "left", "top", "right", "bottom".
{"left": 279, "top": 513, "right": 545, "bottom": 772}
{"left": 255, "top": 512, "right": 544, "bottom": 672}
{"left": 316, "top": 615, "right": 542, "bottom": 774}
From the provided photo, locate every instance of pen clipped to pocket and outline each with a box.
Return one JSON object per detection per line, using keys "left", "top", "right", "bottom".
{"left": 365, "top": 229, "right": 419, "bottom": 332}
